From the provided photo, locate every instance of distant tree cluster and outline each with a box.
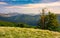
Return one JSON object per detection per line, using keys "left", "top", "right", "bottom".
{"left": 0, "top": 21, "right": 36, "bottom": 28}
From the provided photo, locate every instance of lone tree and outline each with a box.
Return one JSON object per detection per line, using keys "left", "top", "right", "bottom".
{"left": 37, "top": 9, "right": 59, "bottom": 31}
{"left": 37, "top": 8, "right": 46, "bottom": 29}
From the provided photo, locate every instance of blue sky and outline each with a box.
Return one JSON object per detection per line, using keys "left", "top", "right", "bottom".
{"left": 0, "top": 0, "right": 59, "bottom": 5}
{"left": 0, "top": 0, "right": 42, "bottom": 5}
{"left": 0, "top": 0, "right": 60, "bottom": 14}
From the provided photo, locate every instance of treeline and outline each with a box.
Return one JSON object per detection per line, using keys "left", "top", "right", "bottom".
{"left": 0, "top": 21, "right": 36, "bottom": 28}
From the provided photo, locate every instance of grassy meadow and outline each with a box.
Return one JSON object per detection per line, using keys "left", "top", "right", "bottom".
{"left": 0, "top": 27, "right": 60, "bottom": 38}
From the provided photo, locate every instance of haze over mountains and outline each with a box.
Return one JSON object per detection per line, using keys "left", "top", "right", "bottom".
{"left": 0, "top": 13, "right": 60, "bottom": 26}
{"left": 0, "top": 12, "right": 60, "bottom": 17}
{"left": 0, "top": 13, "right": 40, "bottom": 25}
{"left": 0, "top": 13, "right": 19, "bottom": 17}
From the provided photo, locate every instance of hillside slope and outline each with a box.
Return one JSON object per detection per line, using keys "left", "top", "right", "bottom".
{"left": 0, "top": 27, "right": 60, "bottom": 38}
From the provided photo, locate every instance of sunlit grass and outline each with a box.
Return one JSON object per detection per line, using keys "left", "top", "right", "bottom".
{"left": 0, "top": 27, "right": 60, "bottom": 38}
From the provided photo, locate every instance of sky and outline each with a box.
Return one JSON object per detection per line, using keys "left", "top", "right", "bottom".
{"left": 0, "top": 0, "right": 60, "bottom": 15}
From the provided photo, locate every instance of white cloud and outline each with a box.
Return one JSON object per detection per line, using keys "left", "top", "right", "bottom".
{"left": 0, "top": 1, "right": 60, "bottom": 14}
{"left": 48, "top": 7, "right": 60, "bottom": 14}
{"left": 0, "top": 2, "right": 8, "bottom": 5}
{"left": 25, "top": 1, "right": 60, "bottom": 8}
{"left": 5, "top": 1, "right": 60, "bottom": 8}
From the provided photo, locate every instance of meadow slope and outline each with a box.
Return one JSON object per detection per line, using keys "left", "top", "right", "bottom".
{"left": 0, "top": 27, "right": 60, "bottom": 38}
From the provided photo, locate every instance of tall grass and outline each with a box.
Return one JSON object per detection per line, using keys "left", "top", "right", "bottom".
{"left": 0, "top": 27, "right": 60, "bottom": 38}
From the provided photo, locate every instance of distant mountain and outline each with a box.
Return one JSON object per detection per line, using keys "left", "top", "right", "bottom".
{"left": 0, "top": 13, "right": 60, "bottom": 26}
{"left": 0, "top": 13, "right": 40, "bottom": 25}
{"left": 0, "top": 13, "right": 19, "bottom": 17}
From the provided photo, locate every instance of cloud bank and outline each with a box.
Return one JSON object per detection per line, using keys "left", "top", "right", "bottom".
{"left": 0, "top": 2, "right": 8, "bottom": 5}
{"left": 0, "top": 1, "right": 60, "bottom": 15}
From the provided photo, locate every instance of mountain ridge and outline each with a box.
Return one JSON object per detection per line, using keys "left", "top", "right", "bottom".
{"left": 0, "top": 13, "right": 60, "bottom": 26}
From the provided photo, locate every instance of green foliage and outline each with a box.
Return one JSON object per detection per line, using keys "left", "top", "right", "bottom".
{"left": 17, "top": 23, "right": 30, "bottom": 28}
{"left": 0, "top": 21, "right": 36, "bottom": 28}
{"left": 37, "top": 11, "right": 60, "bottom": 31}
{"left": 0, "top": 21, "right": 16, "bottom": 27}
{"left": 45, "top": 12, "right": 59, "bottom": 31}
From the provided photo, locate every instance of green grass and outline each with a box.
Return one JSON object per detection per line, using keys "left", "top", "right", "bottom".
{"left": 0, "top": 27, "right": 60, "bottom": 38}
